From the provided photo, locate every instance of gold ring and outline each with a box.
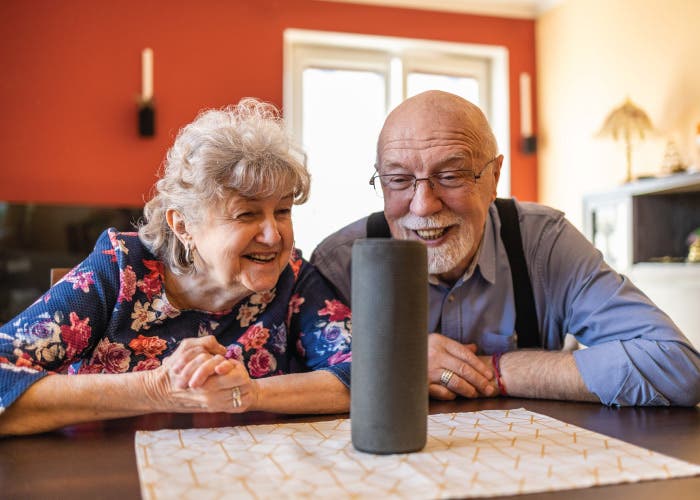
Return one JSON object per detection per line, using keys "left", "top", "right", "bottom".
{"left": 440, "top": 369, "right": 455, "bottom": 387}
{"left": 231, "top": 386, "right": 242, "bottom": 408}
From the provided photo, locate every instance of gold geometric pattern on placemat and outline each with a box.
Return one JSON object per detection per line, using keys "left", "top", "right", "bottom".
{"left": 135, "top": 408, "right": 700, "bottom": 499}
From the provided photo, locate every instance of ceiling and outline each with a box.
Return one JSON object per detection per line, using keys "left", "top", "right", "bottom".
{"left": 319, "top": 0, "right": 564, "bottom": 19}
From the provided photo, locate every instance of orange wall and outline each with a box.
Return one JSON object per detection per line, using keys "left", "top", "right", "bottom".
{"left": 0, "top": 0, "right": 537, "bottom": 206}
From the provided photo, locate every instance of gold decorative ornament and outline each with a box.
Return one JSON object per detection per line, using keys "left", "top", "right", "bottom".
{"left": 597, "top": 97, "right": 654, "bottom": 183}
{"left": 689, "top": 240, "right": 700, "bottom": 263}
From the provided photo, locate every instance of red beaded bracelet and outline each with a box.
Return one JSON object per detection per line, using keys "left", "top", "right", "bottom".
{"left": 491, "top": 352, "right": 508, "bottom": 396}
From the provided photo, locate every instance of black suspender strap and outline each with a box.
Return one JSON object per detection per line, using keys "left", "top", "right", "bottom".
{"left": 494, "top": 198, "right": 540, "bottom": 348}
{"left": 365, "top": 202, "right": 541, "bottom": 348}
{"left": 366, "top": 211, "right": 392, "bottom": 238}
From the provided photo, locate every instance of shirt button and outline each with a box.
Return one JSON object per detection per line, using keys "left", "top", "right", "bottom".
{"left": 447, "top": 295, "right": 455, "bottom": 303}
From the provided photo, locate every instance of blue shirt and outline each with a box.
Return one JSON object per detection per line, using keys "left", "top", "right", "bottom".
{"left": 311, "top": 200, "right": 700, "bottom": 406}
{"left": 0, "top": 229, "right": 352, "bottom": 412}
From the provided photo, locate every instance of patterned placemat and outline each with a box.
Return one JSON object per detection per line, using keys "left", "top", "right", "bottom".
{"left": 135, "top": 408, "right": 700, "bottom": 498}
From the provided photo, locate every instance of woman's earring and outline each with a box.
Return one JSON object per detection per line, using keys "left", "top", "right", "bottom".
{"left": 185, "top": 241, "right": 195, "bottom": 265}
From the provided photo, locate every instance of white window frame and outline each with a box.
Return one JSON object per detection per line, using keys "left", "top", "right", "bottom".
{"left": 283, "top": 28, "right": 511, "bottom": 197}
{"left": 402, "top": 52, "right": 491, "bottom": 118}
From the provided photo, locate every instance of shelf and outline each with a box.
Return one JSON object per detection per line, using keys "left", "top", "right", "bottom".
{"left": 585, "top": 171, "right": 700, "bottom": 201}
{"left": 631, "top": 261, "right": 700, "bottom": 274}
{"left": 583, "top": 172, "right": 700, "bottom": 270}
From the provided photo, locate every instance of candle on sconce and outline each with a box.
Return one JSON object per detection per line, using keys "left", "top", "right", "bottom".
{"left": 519, "top": 72, "right": 532, "bottom": 138}
{"left": 138, "top": 47, "right": 155, "bottom": 137}
{"left": 141, "top": 48, "right": 153, "bottom": 102}
{"left": 519, "top": 72, "right": 536, "bottom": 154}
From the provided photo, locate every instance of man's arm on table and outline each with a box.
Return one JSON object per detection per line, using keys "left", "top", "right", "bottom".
{"left": 444, "top": 214, "right": 700, "bottom": 406}
{"left": 538, "top": 216, "right": 700, "bottom": 406}
{"left": 496, "top": 350, "right": 598, "bottom": 401}
{"left": 427, "top": 333, "right": 597, "bottom": 402}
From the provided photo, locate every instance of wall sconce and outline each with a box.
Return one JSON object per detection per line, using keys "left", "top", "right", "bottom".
{"left": 519, "top": 73, "right": 536, "bottom": 154}
{"left": 596, "top": 97, "right": 654, "bottom": 183}
{"left": 138, "top": 48, "right": 155, "bottom": 137}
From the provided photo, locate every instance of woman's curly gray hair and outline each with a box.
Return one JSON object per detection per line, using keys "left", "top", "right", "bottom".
{"left": 138, "top": 98, "right": 310, "bottom": 274}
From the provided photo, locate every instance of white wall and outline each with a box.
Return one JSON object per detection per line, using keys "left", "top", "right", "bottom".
{"left": 537, "top": 0, "right": 700, "bottom": 346}
{"left": 537, "top": 0, "right": 700, "bottom": 228}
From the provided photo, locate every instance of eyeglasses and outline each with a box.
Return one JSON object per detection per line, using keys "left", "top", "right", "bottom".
{"left": 369, "top": 157, "right": 498, "bottom": 196}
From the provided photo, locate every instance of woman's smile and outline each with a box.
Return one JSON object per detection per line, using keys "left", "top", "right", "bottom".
{"left": 243, "top": 251, "right": 279, "bottom": 263}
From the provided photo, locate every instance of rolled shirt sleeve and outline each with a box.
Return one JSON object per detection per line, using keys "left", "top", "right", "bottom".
{"left": 535, "top": 209, "right": 700, "bottom": 406}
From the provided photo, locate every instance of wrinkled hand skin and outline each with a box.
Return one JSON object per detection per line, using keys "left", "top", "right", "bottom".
{"left": 427, "top": 333, "right": 497, "bottom": 400}
{"left": 149, "top": 335, "right": 259, "bottom": 413}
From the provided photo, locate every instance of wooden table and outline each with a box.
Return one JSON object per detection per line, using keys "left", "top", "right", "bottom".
{"left": 1, "top": 398, "right": 698, "bottom": 499}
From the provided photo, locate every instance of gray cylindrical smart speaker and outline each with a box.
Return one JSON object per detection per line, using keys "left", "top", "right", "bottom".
{"left": 351, "top": 238, "right": 428, "bottom": 454}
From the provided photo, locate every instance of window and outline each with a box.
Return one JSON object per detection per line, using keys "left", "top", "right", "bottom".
{"left": 284, "top": 29, "right": 510, "bottom": 255}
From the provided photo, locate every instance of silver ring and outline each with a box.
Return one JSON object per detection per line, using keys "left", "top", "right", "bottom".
{"left": 440, "top": 369, "right": 455, "bottom": 387}
{"left": 231, "top": 386, "right": 242, "bottom": 408}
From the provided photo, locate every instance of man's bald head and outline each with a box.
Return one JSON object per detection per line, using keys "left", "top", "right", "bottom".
{"left": 377, "top": 91, "right": 498, "bottom": 166}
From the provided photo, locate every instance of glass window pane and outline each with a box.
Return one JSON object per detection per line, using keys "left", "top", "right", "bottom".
{"left": 407, "top": 72, "right": 480, "bottom": 105}
{"left": 294, "top": 68, "right": 386, "bottom": 256}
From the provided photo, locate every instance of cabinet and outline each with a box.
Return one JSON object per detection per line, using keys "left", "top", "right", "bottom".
{"left": 582, "top": 172, "right": 700, "bottom": 347}
{"left": 583, "top": 172, "right": 700, "bottom": 269}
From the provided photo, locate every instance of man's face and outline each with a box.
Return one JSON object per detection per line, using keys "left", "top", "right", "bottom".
{"left": 377, "top": 99, "right": 501, "bottom": 283}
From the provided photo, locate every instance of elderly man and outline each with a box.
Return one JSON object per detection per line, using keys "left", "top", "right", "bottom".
{"left": 311, "top": 90, "right": 700, "bottom": 406}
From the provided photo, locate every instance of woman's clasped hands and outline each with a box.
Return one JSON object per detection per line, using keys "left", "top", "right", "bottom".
{"left": 154, "top": 335, "right": 255, "bottom": 413}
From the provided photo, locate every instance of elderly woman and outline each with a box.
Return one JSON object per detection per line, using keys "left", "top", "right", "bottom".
{"left": 0, "top": 98, "right": 352, "bottom": 435}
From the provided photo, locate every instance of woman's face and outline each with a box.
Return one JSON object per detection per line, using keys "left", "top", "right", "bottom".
{"left": 190, "top": 193, "right": 295, "bottom": 295}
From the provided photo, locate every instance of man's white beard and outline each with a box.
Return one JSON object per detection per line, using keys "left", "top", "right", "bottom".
{"left": 395, "top": 212, "right": 473, "bottom": 275}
